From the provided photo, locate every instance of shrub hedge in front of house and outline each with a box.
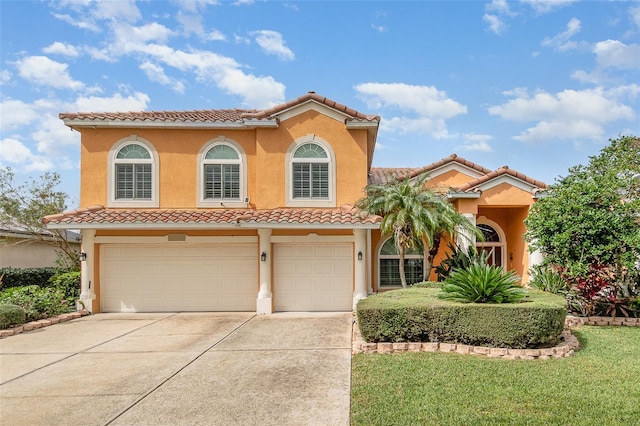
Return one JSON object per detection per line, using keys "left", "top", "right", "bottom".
{"left": 357, "top": 287, "right": 566, "bottom": 349}
{"left": 0, "top": 303, "right": 26, "bottom": 329}
{"left": 0, "top": 267, "right": 59, "bottom": 289}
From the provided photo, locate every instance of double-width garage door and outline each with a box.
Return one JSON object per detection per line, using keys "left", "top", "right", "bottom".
{"left": 101, "top": 243, "right": 258, "bottom": 312}
{"left": 274, "top": 243, "right": 353, "bottom": 311}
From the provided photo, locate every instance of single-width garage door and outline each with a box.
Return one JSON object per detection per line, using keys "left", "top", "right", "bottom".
{"left": 101, "top": 243, "right": 258, "bottom": 312}
{"left": 274, "top": 243, "right": 353, "bottom": 311}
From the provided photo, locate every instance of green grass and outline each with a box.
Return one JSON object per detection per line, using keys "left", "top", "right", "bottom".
{"left": 351, "top": 326, "right": 640, "bottom": 425}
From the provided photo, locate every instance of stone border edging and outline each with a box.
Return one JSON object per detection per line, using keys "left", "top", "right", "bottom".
{"left": 565, "top": 315, "right": 640, "bottom": 328}
{"left": 352, "top": 317, "right": 579, "bottom": 359}
{"left": 0, "top": 310, "right": 90, "bottom": 339}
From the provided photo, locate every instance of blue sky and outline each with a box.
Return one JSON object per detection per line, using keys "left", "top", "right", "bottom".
{"left": 1, "top": 0, "right": 639, "bottom": 207}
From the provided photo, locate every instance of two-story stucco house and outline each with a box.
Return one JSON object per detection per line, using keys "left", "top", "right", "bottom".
{"left": 44, "top": 92, "right": 545, "bottom": 314}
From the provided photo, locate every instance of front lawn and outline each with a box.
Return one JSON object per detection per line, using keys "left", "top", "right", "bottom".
{"left": 351, "top": 326, "right": 640, "bottom": 425}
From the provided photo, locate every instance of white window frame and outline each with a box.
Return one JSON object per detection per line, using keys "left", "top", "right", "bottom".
{"left": 108, "top": 136, "right": 159, "bottom": 208}
{"left": 475, "top": 217, "right": 507, "bottom": 268}
{"left": 377, "top": 236, "right": 425, "bottom": 288}
{"left": 197, "top": 137, "right": 248, "bottom": 208}
{"left": 285, "top": 135, "right": 336, "bottom": 208}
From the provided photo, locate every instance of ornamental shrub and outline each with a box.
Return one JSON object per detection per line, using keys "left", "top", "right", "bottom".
{"left": 0, "top": 267, "right": 59, "bottom": 289}
{"left": 0, "top": 285, "right": 70, "bottom": 322}
{"left": 435, "top": 243, "right": 489, "bottom": 282}
{"left": 439, "top": 262, "right": 525, "bottom": 304}
{"left": 0, "top": 303, "right": 26, "bottom": 329}
{"left": 49, "top": 271, "right": 80, "bottom": 306}
{"left": 529, "top": 265, "right": 567, "bottom": 294}
{"left": 357, "top": 288, "right": 566, "bottom": 348}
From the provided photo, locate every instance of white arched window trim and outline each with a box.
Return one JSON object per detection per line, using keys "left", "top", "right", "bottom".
{"left": 285, "top": 134, "right": 336, "bottom": 208}
{"left": 376, "top": 236, "right": 425, "bottom": 288}
{"left": 107, "top": 136, "right": 159, "bottom": 208}
{"left": 197, "top": 137, "right": 248, "bottom": 208}
{"left": 475, "top": 217, "right": 506, "bottom": 268}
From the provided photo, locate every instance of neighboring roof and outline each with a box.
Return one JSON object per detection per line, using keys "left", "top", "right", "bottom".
{"left": 369, "top": 154, "right": 547, "bottom": 196}
{"left": 1, "top": 219, "right": 81, "bottom": 242}
{"left": 43, "top": 205, "right": 381, "bottom": 230}
{"left": 59, "top": 91, "right": 379, "bottom": 129}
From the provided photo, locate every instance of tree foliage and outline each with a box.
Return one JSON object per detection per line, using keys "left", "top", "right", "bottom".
{"left": 0, "top": 167, "right": 78, "bottom": 270}
{"left": 356, "top": 173, "right": 477, "bottom": 286}
{"left": 525, "top": 136, "right": 640, "bottom": 294}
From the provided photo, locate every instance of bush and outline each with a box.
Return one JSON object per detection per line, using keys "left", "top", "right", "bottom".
{"left": 49, "top": 271, "right": 81, "bottom": 305}
{"left": 529, "top": 265, "right": 567, "bottom": 294}
{"left": 0, "top": 285, "right": 70, "bottom": 322}
{"left": 411, "top": 281, "right": 441, "bottom": 289}
{"left": 440, "top": 262, "right": 525, "bottom": 304}
{"left": 0, "top": 303, "right": 26, "bottom": 329}
{"left": 0, "top": 267, "right": 59, "bottom": 289}
{"left": 357, "top": 288, "right": 566, "bottom": 348}
{"left": 435, "top": 243, "right": 488, "bottom": 282}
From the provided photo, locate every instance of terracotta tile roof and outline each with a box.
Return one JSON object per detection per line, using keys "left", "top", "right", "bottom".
{"left": 369, "top": 154, "right": 547, "bottom": 193}
{"left": 59, "top": 92, "right": 379, "bottom": 125}
{"left": 246, "top": 91, "right": 380, "bottom": 122}
{"left": 455, "top": 165, "right": 547, "bottom": 192}
{"left": 42, "top": 205, "right": 381, "bottom": 228}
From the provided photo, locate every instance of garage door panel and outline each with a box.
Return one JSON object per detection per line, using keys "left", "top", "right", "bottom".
{"left": 101, "top": 243, "right": 257, "bottom": 312}
{"left": 274, "top": 243, "right": 352, "bottom": 312}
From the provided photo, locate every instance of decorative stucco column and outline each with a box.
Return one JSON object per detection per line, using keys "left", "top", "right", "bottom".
{"left": 529, "top": 239, "right": 544, "bottom": 269}
{"left": 79, "top": 229, "right": 96, "bottom": 312}
{"left": 257, "top": 228, "right": 273, "bottom": 314}
{"left": 457, "top": 213, "right": 477, "bottom": 251}
{"left": 353, "top": 229, "right": 368, "bottom": 309}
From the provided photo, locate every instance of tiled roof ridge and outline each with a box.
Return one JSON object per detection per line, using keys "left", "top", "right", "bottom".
{"left": 240, "top": 91, "right": 380, "bottom": 122}
{"left": 42, "top": 205, "right": 105, "bottom": 224}
{"left": 455, "top": 165, "right": 547, "bottom": 192}
{"left": 58, "top": 92, "right": 379, "bottom": 123}
{"left": 369, "top": 154, "right": 494, "bottom": 184}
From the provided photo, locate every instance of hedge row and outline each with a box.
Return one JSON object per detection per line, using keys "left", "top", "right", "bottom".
{"left": 0, "top": 267, "right": 62, "bottom": 289}
{"left": 357, "top": 288, "right": 567, "bottom": 349}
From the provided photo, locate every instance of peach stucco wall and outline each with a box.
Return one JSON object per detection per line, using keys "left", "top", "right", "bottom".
{"left": 79, "top": 110, "right": 369, "bottom": 209}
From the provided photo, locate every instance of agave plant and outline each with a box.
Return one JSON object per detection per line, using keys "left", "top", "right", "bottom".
{"left": 435, "top": 242, "right": 490, "bottom": 282}
{"left": 439, "top": 262, "right": 525, "bottom": 303}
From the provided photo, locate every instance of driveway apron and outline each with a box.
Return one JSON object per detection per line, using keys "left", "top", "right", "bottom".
{"left": 0, "top": 312, "right": 353, "bottom": 426}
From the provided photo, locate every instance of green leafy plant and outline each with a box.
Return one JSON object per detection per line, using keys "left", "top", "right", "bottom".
{"left": 435, "top": 242, "right": 489, "bottom": 282}
{"left": 49, "top": 271, "right": 80, "bottom": 307}
{"left": 529, "top": 264, "right": 567, "bottom": 294}
{"left": 0, "top": 303, "right": 26, "bottom": 329}
{"left": 439, "top": 262, "right": 525, "bottom": 304}
{"left": 0, "top": 285, "right": 70, "bottom": 322}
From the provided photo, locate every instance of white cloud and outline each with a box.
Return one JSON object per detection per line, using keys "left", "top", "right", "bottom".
{"left": 483, "top": 14, "right": 507, "bottom": 35}
{"left": 488, "top": 87, "right": 636, "bottom": 142}
{"left": 522, "top": 0, "right": 577, "bottom": 14}
{"left": 355, "top": 83, "right": 467, "bottom": 138}
{"left": 252, "top": 30, "right": 295, "bottom": 61}
{"left": 176, "top": 12, "right": 205, "bottom": 36}
{"left": 486, "top": 0, "right": 512, "bottom": 15}
{"left": 593, "top": 40, "right": 640, "bottom": 70}
{"left": 140, "top": 61, "right": 185, "bottom": 94}
{"left": 0, "top": 99, "right": 39, "bottom": 132}
{"left": 43, "top": 41, "right": 81, "bottom": 57}
{"left": 541, "top": 17, "right": 581, "bottom": 51}
{"left": 631, "top": 6, "right": 640, "bottom": 30}
{"left": 458, "top": 134, "right": 494, "bottom": 152}
{"left": 72, "top": 92, "right": 150, "bottom": 112}
{"left": 207, "top": 30, "right": 226, "bottom": 41}
{"left": 52, "top": 13, "right": 100, "bottom": 32}
{"left": 92, "top": 0, "right": 140, "bottom": 22}
{"left": 15, "top": 56, "right": 84, "bottom": 90}
{"left": 0, "top": 70, "right": 11, "bottom": 83}
{"left": 174, "top": 0, "right": 220, "bottom": 13}
{"left": 0, "top": 137, "right": 54, "bottom": 172}
{"left": 371, "top": 24, "right": 387, "bottom": 33}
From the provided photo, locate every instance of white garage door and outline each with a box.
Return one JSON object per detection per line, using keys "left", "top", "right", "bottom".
{"left": 101, "top": 243, "right": 258, "bottom": 312}
{"left": 274, "top": 243, "right": 353, "bottom": 311}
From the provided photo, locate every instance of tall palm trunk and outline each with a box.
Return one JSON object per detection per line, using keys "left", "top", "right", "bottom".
{"left": 423, "top": 233, "right": 442, "bottom": 281}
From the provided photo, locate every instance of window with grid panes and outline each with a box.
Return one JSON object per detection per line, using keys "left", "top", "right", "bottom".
{"left": 291, "top": 143, "right": 329, "bottom": 199}
{"left": 114, "top": 144, "right": 153, "bottom": 200}
{"left": 379, "top": 237, "right": 424, "bottom": 287}
{"left": 203, "top": 144, "right": 241, "bottom": 200}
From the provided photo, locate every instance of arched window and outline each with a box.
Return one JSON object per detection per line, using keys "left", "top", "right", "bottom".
{"left": 198, "top": 138, "right": 247, "bottom": 207}
{"left": 286, "top": 137, "right": 335, "bottom": 207}
{"left": 378, "top": 237, "right": 424, "bottom": 287}
{"left": 476, "top": 220, "right": 506, "bottom": 267}
{"left": 109, "top": 138, "right": 158, "bottom": 207}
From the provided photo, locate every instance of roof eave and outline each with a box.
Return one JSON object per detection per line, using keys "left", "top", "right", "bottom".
{"left": 61, "top": 118, "right": 278, "bottom": 130}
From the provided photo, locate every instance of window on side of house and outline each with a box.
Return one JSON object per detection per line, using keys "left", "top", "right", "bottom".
{"left": 292, "top": 143, "right": 329, "bottom": 199}
{"left": 114, "top": 143, "right": 153, "bottom": 201}
{"left": 476, "top": 223, "right": 504, "bottom": 267}
{"left": 203, "top": 144, "right": 241, "bottom": 201}
{"left": 379, "top": 237, "right": 424, "bottom": 288}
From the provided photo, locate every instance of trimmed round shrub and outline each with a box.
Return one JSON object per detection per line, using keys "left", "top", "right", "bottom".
{"left": 357, "top": 288, "right": 566, "bottom": 348}
{"left": 0, "top": 303, "right": 26, "bottom": 329}
{"left": 0, "top": 285, "right": 70, "bottom": 322}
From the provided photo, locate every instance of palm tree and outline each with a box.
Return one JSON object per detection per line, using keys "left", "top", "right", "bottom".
{"left": 356, "top": 173, "right": 478, "bottom": 286}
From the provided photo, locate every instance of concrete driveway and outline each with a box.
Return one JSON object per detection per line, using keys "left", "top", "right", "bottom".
{"left": 0, "top": 312, "right": 353, "bottom": 426}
